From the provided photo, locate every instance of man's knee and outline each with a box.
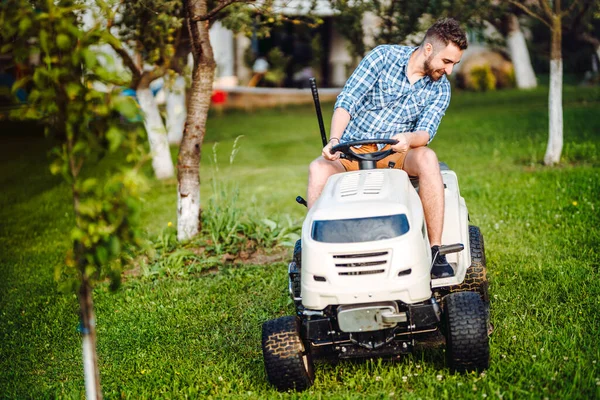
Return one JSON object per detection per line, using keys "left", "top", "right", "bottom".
{"left": 415, "top": 147, "right": 439, "bottom": 166}
{"left": 406, "top": 147, "right": 440, "bottom": 176}
{"left": 309, "top": 157, "right": 343, "bottom": 179}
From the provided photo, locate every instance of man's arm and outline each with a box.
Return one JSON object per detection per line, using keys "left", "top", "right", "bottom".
{"left": 391, "top": 131, "right": 429, "bottom": 154}
{"left": 392, "top": 81, "right": 452, "bottom": 153}
{"left": 322, "top": 108, "right": 351, "bottom": 161}
{"left": 334, "top": 46, "right": 388, "bottom": 118}
{"left": 323, "top": 47, "right": 389, "bottom": 161}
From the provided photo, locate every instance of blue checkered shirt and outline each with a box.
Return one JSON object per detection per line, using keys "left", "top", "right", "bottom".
{"left": 335, "top": 45, "right": 451, "bottom": 144}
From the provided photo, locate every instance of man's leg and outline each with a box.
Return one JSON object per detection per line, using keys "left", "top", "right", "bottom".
{"left": 307, "top": 157, "right": 345, "bottom": 209}
{"left": 403, "top": 147, "right": 444, "bottom": 245}
{"left": 403, "top": 147, "right": 453, "bottom": 278}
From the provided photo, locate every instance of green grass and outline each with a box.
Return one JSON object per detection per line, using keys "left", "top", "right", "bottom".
{"left": 1, "top": 86, "right": 599, "bottom": 398}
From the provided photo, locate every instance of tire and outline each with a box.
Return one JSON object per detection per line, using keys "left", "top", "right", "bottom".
{"left": 444, "top": 292, "right": 489, "bottom": 372}
{"left": 290, "top": 239, "right": 302, "bottom": 303}
{"left": 262, "top": 316, "right": 314, "bottom": 391}
{"left": 293, "top": 239, "right": 301, "bottom": 267}
{"left": 450, "top": 225, "right": 489, "bottom": 303}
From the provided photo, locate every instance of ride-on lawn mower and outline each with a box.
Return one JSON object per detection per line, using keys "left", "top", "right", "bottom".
{"left": 261, "top": 79, "right": 490, "bottom": 391}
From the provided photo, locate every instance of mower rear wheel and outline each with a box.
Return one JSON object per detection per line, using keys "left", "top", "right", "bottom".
{"left": 293, "top": 239, "right": 302, "bottom": 267}
{"left": 450, "top": 225, "right": 489, "bottom": 303}
{"left": 444, "top": 291, "right": 489, "bottom": 372}
{"left": 262, "top": 316, "right": 314, "bottom": 391}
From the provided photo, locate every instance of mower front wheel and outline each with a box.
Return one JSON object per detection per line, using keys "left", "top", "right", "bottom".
{"left": 444, "top": 291, "right": 489, "bottom": 372}
{"left": 262, "top": 316, "right": 314, "bottom": 391}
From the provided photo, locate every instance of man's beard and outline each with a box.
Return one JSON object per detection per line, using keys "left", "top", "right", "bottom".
{"left": 424, "top": 55, "right": 445, "bottom": 81}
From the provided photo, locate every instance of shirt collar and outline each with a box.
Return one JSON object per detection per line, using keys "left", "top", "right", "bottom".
{"left": 400, "top": 46, "right": 431, "bottom": 86}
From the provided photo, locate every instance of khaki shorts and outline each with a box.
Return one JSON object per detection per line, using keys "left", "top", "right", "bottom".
{"left": 339, "top": 144, "right": 407, "bottom": 171}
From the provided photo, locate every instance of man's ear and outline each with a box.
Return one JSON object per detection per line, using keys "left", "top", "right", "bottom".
{"left": 424, "top": 42, "right": 433, "bottom": 57}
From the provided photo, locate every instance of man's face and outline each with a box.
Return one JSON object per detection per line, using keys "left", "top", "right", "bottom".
{"left": 423, "top": 43, "right": 463, "bottom": 81}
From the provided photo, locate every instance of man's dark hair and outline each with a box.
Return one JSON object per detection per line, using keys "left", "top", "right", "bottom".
{"left": 423, "top": 18, "right": 468, "bottom": 51}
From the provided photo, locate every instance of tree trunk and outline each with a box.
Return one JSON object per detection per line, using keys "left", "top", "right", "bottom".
{"left": 506, "top": 14, "right": 537, "bottom": 89}
{"left": 544, "top": 16, "right": 563, "bottom": 166}
{"left": 79, "top": 273, "right": 102, "bottom": 400}
{"left": 177, "top": 0, "right": 216, "bottom": 241}
{"left": 137, "top": 85, "right": 175, "bottom": 179}
{"left": 166, "top": 75, "right": 187, "bottom": 145}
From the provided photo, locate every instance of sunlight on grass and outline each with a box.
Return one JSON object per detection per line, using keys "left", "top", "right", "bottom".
{"left": 1, "top": 87, "right": 599, "bottom": 398}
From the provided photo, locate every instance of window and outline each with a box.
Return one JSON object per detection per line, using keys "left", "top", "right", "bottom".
{"left": 312, "top": 214, "right": 410, "bottom": 243}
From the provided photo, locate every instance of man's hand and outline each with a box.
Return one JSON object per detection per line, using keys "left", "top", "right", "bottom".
{"left": 322, "top": 138, "right": 341, "bottom": 161}
{"left": 391, "top": 133, "right": 412, "bottom": 154}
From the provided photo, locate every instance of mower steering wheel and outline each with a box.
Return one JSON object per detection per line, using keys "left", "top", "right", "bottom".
{"left": 331, "top": 138, "right": 399, "bottom": 164}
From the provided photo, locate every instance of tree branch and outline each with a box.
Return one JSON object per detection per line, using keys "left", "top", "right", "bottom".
{"left": 190, "top": 0, "right": 251, "bottom": 22}
{"left": 538, "top": 0, "right": 554, "bottom": 19}
{"left": 579, "top": 31, "right": 600, "bottom": 47}
{"left": 139, "top": 67, "right": 168, "bottom": 89}
{"left": 561, "top": 0, "right": 582, "bottom": 17}
{"left": 508, "top": 0, "right": 552, "bottom": 29}
{"left": 104, "top": 31, "right": 142, "bottom": 85}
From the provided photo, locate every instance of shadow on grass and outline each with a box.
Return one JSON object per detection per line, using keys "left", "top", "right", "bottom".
{"left": 0, "top": 120, "right": 64, "bottom": 204}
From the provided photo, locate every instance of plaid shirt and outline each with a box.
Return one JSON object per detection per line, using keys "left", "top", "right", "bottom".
{"left": 335, "top": 45, "right": 451, "bottom": 144}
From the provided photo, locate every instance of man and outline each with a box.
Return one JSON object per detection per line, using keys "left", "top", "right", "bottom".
{"left": 306, "top": 18, "right": 467, "bottom": 279}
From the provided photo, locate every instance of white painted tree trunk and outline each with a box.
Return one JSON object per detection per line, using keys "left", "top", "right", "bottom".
{"left": 177, "top": 182, "right": 200, "bottom": 241}
{"left": 82, "top": 334, "right": 97, "bottom": 400}
{"left": 595, "top": 45, "right": 600, "bottom": 68}
{"left": 137, "top": 88, "right": 175, "bottom": 179}
{"left": 545, "top": 58, "right": 563, "bottom": 165}
{"left": 178, "top": 0, "right": 216, "bottom": 242}
{"left": 166, "top": 75, "right": 187, "bottom": 145}
{"left": 506, "top": 15, "right": 537, "bottom": 89}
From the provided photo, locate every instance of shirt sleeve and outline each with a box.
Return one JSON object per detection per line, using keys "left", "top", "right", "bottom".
{"left": 334, "top": 46, "right": 388, "bottom": 116}
{"left": 414, "top": 79, "right": 451, "bottom": 143}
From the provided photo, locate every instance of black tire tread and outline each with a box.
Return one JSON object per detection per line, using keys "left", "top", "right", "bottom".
{"left": 450, "top": 225, "right": 489, "bottom": 302}
{"left": 293, "top": 239, "right": 301, "bottom": 267}
{"left": 262, "top": 316, "right": 314, "bottom": 391}
{"left": 444, "top": 291, "right": 490, "bottom": 372}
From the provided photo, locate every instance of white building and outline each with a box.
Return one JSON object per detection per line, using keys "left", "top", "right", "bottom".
{"left": 210, "top": 1, "right": 379, "bottom": 88}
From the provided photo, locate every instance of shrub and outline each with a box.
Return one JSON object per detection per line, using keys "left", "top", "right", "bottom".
{"left": 470, "top": 64, "right": 497, "bottom": 92}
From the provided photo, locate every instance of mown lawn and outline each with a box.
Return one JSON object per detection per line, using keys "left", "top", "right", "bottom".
{"left": 1, "top": 86, "right": 599, "bottom": 399}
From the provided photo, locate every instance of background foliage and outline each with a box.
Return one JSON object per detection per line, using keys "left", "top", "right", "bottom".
{"left": 0, "top": 0, "right": 148, "bottom": 292}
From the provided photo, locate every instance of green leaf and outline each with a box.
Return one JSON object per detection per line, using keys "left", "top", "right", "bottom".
{"left": 81, "top": 48, "right": 97, "bottom": 69}
{"left": 39, "top": 29, "right": 49, "bottom": 53}
{"left": 109, "top": 236, "right": 121, "bottom": 257}
{"left": 1, "top": 43, "right": 13, "bottom": 54}
{"left": 96, "top": 246, "right": 108, "bottom": 266}
{"left": 18, "top": 17, "right": 32, "bottom": 34}
{"left": 82, "top": 178, "right": 98, "bottom": 192}
{"left": 49, "top": 159, "right": 62, "bottom": 175}
{"left": 113, "top": 96, "right": 139, "bottom": 120}
{"left": 70, "top": 227, "right": 85, "bottom": 242}
{"left": 65, "top": 82, "right": 80, "bottom": 100}
{"left": 11, "top": 76, "right": 31, "bottom": 93}
{"left": 106, "top": 126, "right": 123, "bottom": 152}
{"left": 262, "top": 218, "right": 278, "bottom": 230}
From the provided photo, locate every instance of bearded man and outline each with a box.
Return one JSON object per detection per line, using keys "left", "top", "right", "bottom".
{"left": 306, "top": 18, "right": 467, "bottom": 279}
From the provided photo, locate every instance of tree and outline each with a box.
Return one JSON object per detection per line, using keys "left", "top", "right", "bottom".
{"left": 1, "top": 1, "right": 147, "bottom": 398}
{"left": 178, "top": 0, "right": 308, "bottom": 241}
{"left": 508, "top": 0, "right": 596, "bottom": 165}
{"left": 102, "top": 0, "right": 184, "bottom": 179}
{"left": 329, "top": 0, "right": 371, "bottom": 58}
{"left": 504, "top": 12, "right": 538, "bottom": 88}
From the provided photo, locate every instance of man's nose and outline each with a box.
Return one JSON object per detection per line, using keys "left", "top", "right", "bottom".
{"left": 445, "top": 64, "right": 454, "bottom": 75}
